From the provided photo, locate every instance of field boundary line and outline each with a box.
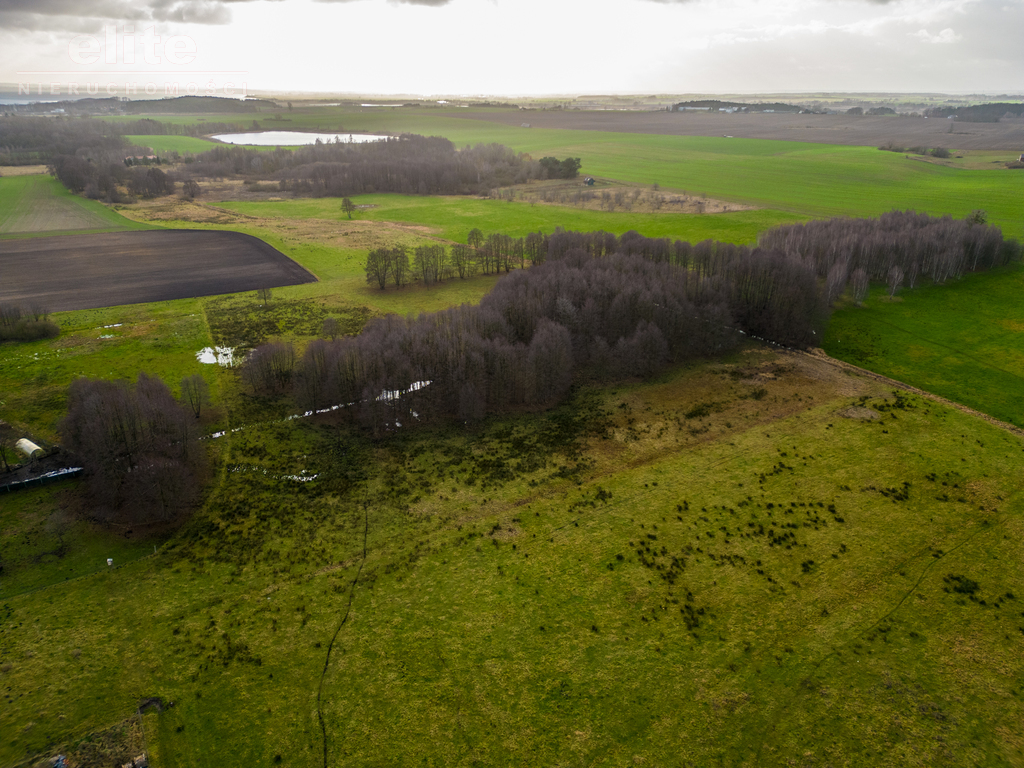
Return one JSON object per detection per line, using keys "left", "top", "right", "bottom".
{"left": 793, "top": 348, "right": 1024, "bottom": 440}
{"left": 316, "top": 504, "right": 369, "bottom": 768}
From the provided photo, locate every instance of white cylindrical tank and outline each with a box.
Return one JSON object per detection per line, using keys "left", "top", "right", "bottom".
{"left": 15, "top": 438, "right": 44, "bottom": 459}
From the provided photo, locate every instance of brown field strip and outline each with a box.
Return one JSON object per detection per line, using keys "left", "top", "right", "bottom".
{"left": 464, "top": 110, "right": 1024, "bottom": 150}
{"left": 0, "top": 229, "right": 317, "bottom": 312}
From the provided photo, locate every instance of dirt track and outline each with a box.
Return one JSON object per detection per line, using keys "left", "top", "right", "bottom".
{"left": 790, "top": 349, "right": 1024, "bottom": 440}
{"left": 0, "top": 229, "right": 317, "bottom": 312}
{"left": 464, "top": 110, "right": 1024, "bottom": 150}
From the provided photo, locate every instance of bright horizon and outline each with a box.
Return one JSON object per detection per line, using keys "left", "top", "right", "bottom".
{"left": 0, "top": 0, "right": 1021, "bottom": 100}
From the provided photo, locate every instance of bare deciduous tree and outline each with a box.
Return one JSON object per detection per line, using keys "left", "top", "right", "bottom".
{"left": 887, "top": 265, "right": 904, "bottom": 297}
{"left": 179, "top": 374, "right": 210, "bottom": 419}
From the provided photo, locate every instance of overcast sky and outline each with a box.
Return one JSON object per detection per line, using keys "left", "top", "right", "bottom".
{"left": 0, "top": 0, "right": 1020, "bottom": 97}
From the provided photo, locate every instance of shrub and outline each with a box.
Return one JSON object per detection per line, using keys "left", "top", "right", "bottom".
{"left": 0, "top": 302, "right": 59, "bottom": 342}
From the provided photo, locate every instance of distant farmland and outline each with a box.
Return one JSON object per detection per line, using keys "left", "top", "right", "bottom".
{"left": 0, "top": 174, "right": 151, "bottom": 238}
{"left": 463, "top": 108, "right": 1024, "bottom": 150}
{"left": 0, "top": 229, "right": 317, "bottom": 311}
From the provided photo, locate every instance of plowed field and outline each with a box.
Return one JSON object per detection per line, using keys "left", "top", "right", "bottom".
{"left": 0, "top": 229, "right": 317, "bottom": 311}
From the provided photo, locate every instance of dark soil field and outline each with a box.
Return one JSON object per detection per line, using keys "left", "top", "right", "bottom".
{"left": 465, "top": 109, "right": 1024, "bottom": 150}
{"left": 0, "top": 229, "right": 317, "bottom": 312}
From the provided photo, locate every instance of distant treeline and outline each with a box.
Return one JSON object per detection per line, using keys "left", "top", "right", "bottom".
{"left": 183, "top": 135, "right": 552, "bottom": 195}
{"left": 10, "top": 95, "right": 275, "bottom": 117}
{"left": 671, "top": 100, "right": 804, "bottom": 113}
{"left": 0, "top": 115, "right": 126, "bottom": 165}
{"left": 8, "top": 113, "right": 569, "bottom": 199}
{"left": 924, "top": 103, "right": 1024, "bottom": 123}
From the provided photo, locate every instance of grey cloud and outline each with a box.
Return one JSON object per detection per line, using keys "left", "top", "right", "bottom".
{"left": 0, "top": 0, "right": 233, "bottom": 29}
{"left": 0, "top": 0, "right": 452, "bottom": 31}
{"left": 149, "top": 0, "right": 232, "bottom": 24}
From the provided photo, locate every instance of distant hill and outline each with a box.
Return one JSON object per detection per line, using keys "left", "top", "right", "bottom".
{"left": 122, "top": 96, "right": 278, "bottom": 114}
{"left": 13, "top": 95, "right": 276, "bottom": 115}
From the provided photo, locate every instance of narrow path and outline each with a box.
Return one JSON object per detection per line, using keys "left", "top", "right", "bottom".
{"left": 793, "top": 348, "right": 1024, "bottom": 440}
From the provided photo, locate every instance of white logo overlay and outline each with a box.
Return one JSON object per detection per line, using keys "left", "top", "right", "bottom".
{"left": 18, "top": 25, "right": 246, "bottom": 99}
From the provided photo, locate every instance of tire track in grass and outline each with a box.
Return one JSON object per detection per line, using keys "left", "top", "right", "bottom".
{"left": 751, "top": 513, "right": 1006, "bottom": 765}
{"left": 316, "top": 504, "right": 368, "bottom": 768}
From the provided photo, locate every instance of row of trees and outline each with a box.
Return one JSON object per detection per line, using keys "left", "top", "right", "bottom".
{"left": 365, "top": 210, "right": 1017, "bottom": 345}
{"left": 364, "top": 230, "right": 550, "bottom": 289}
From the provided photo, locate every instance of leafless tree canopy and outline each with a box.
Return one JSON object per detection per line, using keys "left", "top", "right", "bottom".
{"left": 759, "top": 210, "right": 1019, "bottom": 290}
{"left": 59, "top": 374, "right": 208, "bottom": 522}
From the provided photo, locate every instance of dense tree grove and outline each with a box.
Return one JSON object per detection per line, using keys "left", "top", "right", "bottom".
{"left": 758, "top": 210, "right": 1020, "bottom": 291}
{"left": 329, "top": 210, "right": 1021, "bottom": 433}
{"left": 60, "top": 374, "right": 207, "bottom": 522}
{"left": 288, "top": 251, "right": 739, "bottom": 433}
{"left": 539, "top": 156, "right": 582, "bottom": 179}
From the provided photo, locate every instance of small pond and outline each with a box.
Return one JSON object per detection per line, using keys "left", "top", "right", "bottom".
{"left": 210, "top": 131, "right": 392, "bottom": 146}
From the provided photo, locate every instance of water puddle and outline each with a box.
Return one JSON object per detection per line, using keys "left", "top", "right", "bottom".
{"left": 196, "top": 347, "right": 236, "bottom": 366}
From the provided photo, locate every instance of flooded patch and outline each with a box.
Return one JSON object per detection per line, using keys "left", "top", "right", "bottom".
{"left": 196, "top": 346, "right": 236, "bottom": 366}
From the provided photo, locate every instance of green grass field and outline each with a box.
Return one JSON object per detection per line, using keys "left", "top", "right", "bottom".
{"left": 824, "top": 263, "right": 1024, "bottom": 428}
{"left": 0, "top": 106, "right": 1021, "bottom": 767}
{"left": 104, "top": 106, "right": 1024, "bottom": 239}
{"left": 0, "top": 175, "right": 153, "bottom": 238}
{"left": 216, "top": 194, "right": 806, "bottom": 246}
{"left": 125, "top": 135, "right": 221, "bottom": 155}
{"left": 2, "top": 349, "right": 1022, "bottom": 767}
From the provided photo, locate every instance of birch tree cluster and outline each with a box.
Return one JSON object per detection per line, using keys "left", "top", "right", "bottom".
{"left": 758, "top": 210, "right": 1019, "bottom": 298}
